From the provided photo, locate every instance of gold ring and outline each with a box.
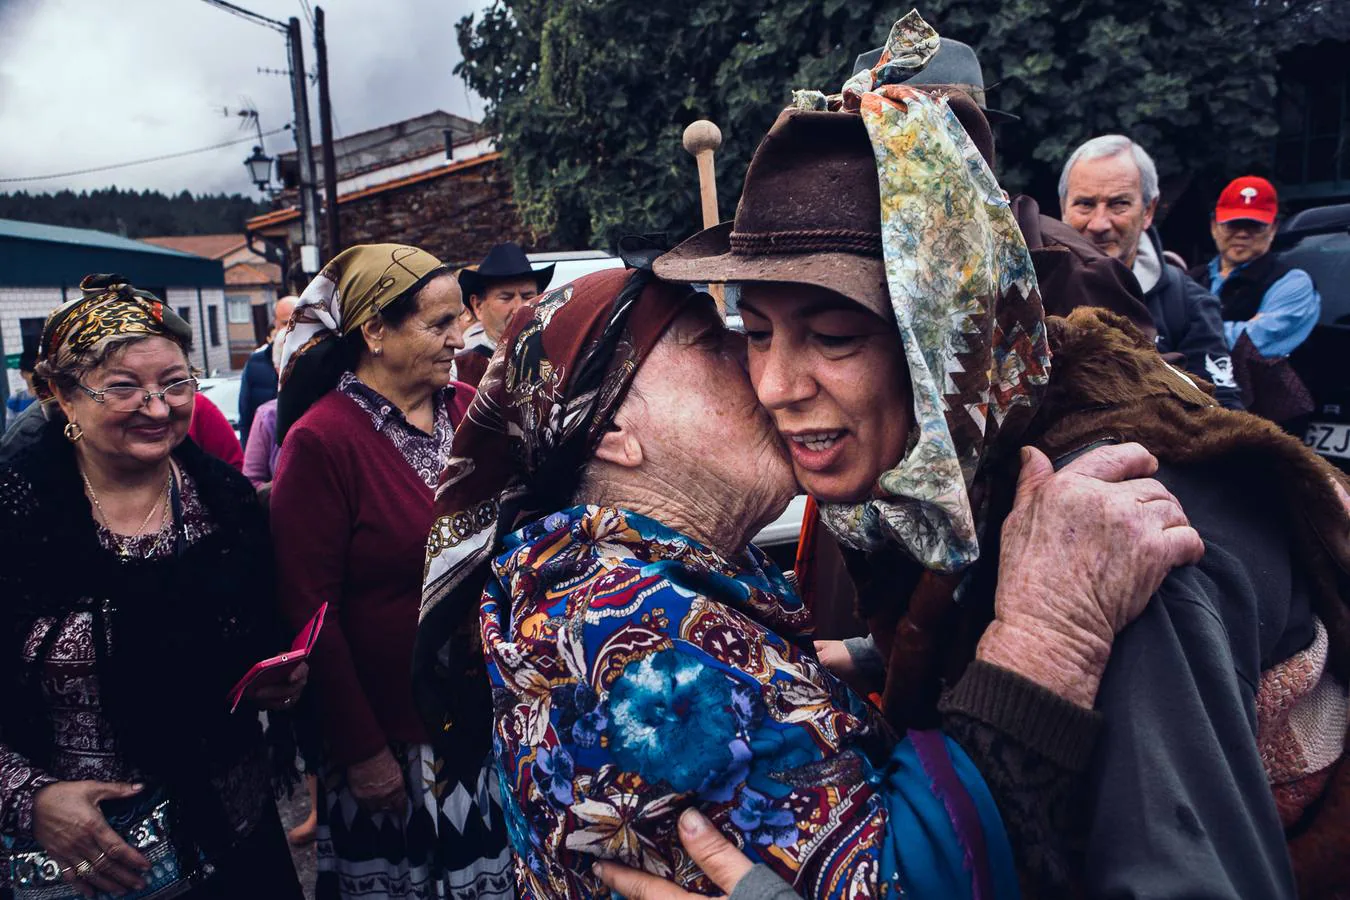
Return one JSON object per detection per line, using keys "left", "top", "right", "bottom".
{"left": 92, "top": 851, "right": 109, "bottom": 868}
{"left": 74, "top": 859, "right": 93, "bottom": 879}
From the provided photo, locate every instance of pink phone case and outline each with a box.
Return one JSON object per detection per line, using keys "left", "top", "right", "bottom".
{"left": 226, "top": 602, "right": 329, "bottom": 712}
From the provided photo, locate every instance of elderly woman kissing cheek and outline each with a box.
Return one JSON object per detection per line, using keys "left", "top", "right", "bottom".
{"left": 412, "top": 268, "right": 1197, "bottom": 899}
{"left": 640, "top": 15, "right": 1344, "bottom": 895}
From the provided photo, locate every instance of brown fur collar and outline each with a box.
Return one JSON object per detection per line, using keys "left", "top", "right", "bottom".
{"left": 1029, "top": 306, "right": 1350, "bottom": 678}
{"left": 1031, "top": 307, "right": 1350, "bottom": 896}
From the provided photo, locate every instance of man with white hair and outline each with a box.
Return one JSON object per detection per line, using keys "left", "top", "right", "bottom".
{"left": 1061, "top": 136, "right": 1243, "bottom": 409}
{"left": 239, "top": 294, "right": 299, "bottom": 446}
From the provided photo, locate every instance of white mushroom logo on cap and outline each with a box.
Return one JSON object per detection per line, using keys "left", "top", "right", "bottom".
{"left": 1240, "top": 186, "right": 1259, "bottom": 204}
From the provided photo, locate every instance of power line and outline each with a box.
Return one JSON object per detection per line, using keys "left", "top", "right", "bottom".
{"left": 0, "top": 127, "right": 290, "bottom": 185}
{"left": 198, "top": 0, "right": 288, "bottom": 32}
{"left": 298, "top": 0, "right": 316, "bottom": 29}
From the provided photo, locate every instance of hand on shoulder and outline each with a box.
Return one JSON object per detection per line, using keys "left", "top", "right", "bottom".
{"left": 981, "top": 443, "right": 1203, "bottom": 707}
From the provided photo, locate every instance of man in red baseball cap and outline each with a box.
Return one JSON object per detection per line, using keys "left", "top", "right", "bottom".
{"left": 1189, "top": 176, "right": 1321, "bottom": 360}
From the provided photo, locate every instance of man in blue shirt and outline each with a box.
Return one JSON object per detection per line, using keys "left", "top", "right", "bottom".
{"left": 1190, "top": 176, "right": 1321, "bottom": 358}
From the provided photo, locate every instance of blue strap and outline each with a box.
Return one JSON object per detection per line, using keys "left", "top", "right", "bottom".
{"left": 879, "top": 733, "right": 1020, "bottom": 899}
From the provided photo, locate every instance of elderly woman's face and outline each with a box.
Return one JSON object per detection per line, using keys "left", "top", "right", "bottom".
{"left": 623, "top": 302, "right": 796, "bottom": 523}
{"left": 58, "top": 336, "right": 194, "bottom": 468}
{"left": 739, "top": 283, "right": 912, "bottom": 503}
{"left": 376, "top": 275, "right": 466, "bottom": 390}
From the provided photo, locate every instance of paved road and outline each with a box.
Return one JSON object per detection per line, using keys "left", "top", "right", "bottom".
{"left": 277, "top": 782, "right": 317, "bottom": 900}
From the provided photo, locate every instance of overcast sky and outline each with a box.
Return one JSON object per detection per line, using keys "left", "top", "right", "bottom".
{"left": 0, "top": 0, "right": 488, "bottom": 197}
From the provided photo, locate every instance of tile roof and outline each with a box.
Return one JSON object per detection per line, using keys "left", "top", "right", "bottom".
{"left": 141, "top": 234, "right": 246, "bottom": 260}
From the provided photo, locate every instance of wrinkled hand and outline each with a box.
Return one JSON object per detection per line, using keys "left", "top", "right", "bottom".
{"left": 594, "top": 809, "right": 762, "bottom": 900}
{"left": 251, "top": 662, "right": 308, "bottom": 711}
{"left": 32, "top": 781, "right": 151, "bottom": 898}
{"left": 348, "top": 747, "right": 407, "bottom": 816}
{"left": 979, "top": 443, "right": 1204, "bottom": 707}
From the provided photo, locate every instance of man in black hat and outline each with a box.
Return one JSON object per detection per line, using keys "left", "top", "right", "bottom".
{"left": 454, "top": 242, "right": 554, "bottom": 387}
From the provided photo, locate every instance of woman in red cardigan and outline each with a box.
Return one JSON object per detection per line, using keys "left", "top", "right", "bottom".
{"left": 270, "top": 245, "right": 512, "bottom": 900}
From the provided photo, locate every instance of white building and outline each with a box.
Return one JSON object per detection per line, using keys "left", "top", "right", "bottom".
{"left": 0, "top": 219, "right": 229, "bottom": 401}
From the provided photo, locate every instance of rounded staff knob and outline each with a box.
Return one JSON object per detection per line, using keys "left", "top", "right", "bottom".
{"left": 682, "top": 120, "right": 723, "bottom": 156}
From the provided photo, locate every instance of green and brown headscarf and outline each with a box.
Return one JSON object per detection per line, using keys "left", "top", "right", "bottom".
{"left": 34, "top": 274, "right": 193, "bottom": 401}
{"left": 275, "top": 243, "right": 450, "bottom": 440}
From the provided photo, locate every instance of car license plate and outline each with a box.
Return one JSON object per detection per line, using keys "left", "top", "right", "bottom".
{"left": 1304, "top": 422, "right": 1350, "bottom": 459}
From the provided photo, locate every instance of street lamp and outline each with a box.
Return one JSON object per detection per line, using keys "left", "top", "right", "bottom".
{"left": 244, "top": 145, "right": 274, "bottom": 192}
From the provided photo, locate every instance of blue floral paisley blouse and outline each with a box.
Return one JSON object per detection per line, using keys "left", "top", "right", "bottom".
{"left": 482, "top": 506, "right": 1017, "bottom": 899}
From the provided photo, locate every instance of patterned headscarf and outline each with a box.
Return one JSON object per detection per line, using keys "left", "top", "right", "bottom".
{"left": 793, "top": 11, "right": 1051, "bottom": 574}
{"left": 34, "top": 274, "right": 193, "bottom": 400}
{"left": 275, "top": 243, "right": 450, "bottom": 440}
{"left": 413, "top": 267, "right": 693, "bottom": 782}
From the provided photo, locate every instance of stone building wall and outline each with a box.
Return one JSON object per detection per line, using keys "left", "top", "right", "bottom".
{"left": 272, "top": 156, "right": 550, "bottom": 273}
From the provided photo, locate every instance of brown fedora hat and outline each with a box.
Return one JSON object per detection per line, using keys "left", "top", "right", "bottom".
{"left": 655, "top": 96, "right": 993, "bottom": 318}
{"left": 656, "top": 110, "right": 888, "bottom": 318}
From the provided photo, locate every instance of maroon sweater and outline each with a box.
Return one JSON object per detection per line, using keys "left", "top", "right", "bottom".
{"left": 271, "top": 387, "right": 472, "bottom": 767}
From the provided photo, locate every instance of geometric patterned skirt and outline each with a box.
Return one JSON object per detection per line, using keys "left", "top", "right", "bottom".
{"left": 314, "top": 743, "right": 515, "bottom": 900}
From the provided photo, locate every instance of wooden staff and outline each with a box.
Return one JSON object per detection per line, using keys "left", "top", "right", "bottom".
{"left": 682, "top": 120, "right": 726, "bottom": 314}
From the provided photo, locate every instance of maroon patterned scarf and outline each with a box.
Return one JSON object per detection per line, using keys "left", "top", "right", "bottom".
{"left": 413, "top": 267, "right": 697, "bottom": 782}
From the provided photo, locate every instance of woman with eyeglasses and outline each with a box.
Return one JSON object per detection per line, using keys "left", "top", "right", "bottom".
{"left": 0, "top": 275, "right": 306, "bottom": 899}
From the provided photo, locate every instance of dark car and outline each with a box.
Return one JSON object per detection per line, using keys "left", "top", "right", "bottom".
{"left": 1280, "top": 204, "right": 1350, "bottom": 472}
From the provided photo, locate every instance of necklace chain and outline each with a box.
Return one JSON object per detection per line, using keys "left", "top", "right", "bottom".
{"left": 81, "top": 468, "right": 173, "bottom": 559}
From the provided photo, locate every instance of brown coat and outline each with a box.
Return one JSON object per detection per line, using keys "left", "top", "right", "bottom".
{"left": 1026, "top": 308, "right": 1350, "bottom": 897}
{"left": 852, "top": 306, "right": 1348, "bottom": 895}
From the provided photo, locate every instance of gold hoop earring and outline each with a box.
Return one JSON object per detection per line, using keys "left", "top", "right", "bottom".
{"left": 63, "top": 421, "right": 84, "bottom": 443}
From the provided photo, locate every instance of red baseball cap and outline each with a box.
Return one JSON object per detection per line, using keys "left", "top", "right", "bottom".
{"left": 1215, "top": 176, "right": 1278, "bottom": 225}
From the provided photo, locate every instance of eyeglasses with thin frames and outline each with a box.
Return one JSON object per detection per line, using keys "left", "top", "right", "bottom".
{"left": 78, "top": 377, "right": 199, "bottom": 412}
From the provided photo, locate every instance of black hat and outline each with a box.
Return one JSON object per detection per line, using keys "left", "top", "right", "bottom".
{"left": 458, "top": 242, "right": 554, "bottom": 299}
{"left": 853, "top": 37, "right": 1017, "bottom": 125}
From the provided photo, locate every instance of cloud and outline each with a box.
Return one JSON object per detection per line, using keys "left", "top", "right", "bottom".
{"left": 0, "top": 0, "right": 486, "bottom": 196}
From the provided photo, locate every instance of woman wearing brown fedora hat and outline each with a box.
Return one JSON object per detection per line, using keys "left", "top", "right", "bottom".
{"left": 606, "top": 11, "right": 1350, "bottom": 900}
{"left": 415, "top": 16, "right": 1336, "bottom": 900}
{"left": 413, "top": 260, "right": 1200, "bottom": 900}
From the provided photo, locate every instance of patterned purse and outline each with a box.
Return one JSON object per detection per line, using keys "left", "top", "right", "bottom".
{"left": 5, "top": 793, "right": 208, "bottom": 900}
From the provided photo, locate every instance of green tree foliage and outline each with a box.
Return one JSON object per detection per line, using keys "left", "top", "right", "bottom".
{"left": 928, "top": 0, "right": 1280, "bottom": 204}
{"left": 457, "top": 0, "right": 896, "bottom": 249}
{"left": 0, "top": 188, "right": 268, "bottom": 238}
{"left": 458, "top": 0, "right": 1329, "bottom": 249}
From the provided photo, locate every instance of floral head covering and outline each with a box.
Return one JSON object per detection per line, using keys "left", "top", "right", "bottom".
{"left": 413, "top": 267, "right": 695, "bottom": 782}
{"left": 275, "top": 243, "right": 450, "bottom": 440}
{"left": 34, "top": 274, "right": 193, "bottom": 400}
{"left": 794, "top": 11, "right": 1051, "bottom": 574}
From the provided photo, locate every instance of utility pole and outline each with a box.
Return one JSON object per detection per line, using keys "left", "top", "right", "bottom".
{"left": 315, "top": 6, "right": 341, "bottom": 259}
{"left": 287, "top": 16, "right": 322, "bottom": 274}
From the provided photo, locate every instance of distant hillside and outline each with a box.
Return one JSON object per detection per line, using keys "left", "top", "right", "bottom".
{"left": 0, "top": 188, "right": 269, "bottom": 238}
